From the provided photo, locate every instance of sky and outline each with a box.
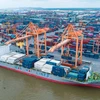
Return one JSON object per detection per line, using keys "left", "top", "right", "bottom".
{"left": 0, "top": 0, "right": 100, "bottom": 9}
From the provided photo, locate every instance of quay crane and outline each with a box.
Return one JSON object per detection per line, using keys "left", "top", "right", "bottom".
{"left": 93, "top": 38, "right": 100, "bottom": 54}
{"left": 5, "top": 23, "right": 83, "bottom": 68}
{"left": 48, "top": 24, "right": 83, "bottom": 68}
{"left": 5, "top": 22, "right": 49, "bottom": 58}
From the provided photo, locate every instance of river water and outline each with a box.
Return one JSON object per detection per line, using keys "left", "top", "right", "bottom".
{"left": 0, "top": 67, "right": 100, "bottom": 100}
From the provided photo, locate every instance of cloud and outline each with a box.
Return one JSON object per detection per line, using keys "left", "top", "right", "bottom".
{"left": 0, "top": 0, "right": 99, "bottom": 9}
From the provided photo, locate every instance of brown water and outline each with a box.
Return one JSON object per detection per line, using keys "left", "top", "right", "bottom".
{"left": 0, "top": 68, "right": 100, "bottom": 100}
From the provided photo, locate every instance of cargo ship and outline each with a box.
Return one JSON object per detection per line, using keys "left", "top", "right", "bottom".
{"left": 0, "top": 48, "right": 100, "bottom": 88}
{"left": 0, "top": 22, "right": 100, "bottom": 89}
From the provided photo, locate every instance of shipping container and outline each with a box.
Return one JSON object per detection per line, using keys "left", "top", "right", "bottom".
{"left": 52, "top": 66, "right": 66, "bottom": 77}
{"left": 34, "top": 61, "right": 46, "bottom": 71}
{"left": 94, "top": 54, "right": 99, "bottom": 59}
{"left": 66, "top": 72, "right": 78, "bottom": 79}
{"left": 6, "top": 57, "right": 17, "bottom": 64}
{"left": 46, "top": 59, "right": 60, "bottom": 66}
{"left": 42, "top": 64, "right": 53, "bottom": 73}
{"left": 0, "top": 44, "right": 10, "bottom": 56}
{"left": 22, "top": 57, "right": 38, "bottom": 69}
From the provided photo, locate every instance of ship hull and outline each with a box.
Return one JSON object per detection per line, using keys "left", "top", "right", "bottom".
{"left": 0, "top": 62, "right": 100, "bottom": 89}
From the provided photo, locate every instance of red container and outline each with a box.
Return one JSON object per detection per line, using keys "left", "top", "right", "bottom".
{"left": 46, "top": 38, "right": 53, "bottom": 46}
{"left": 83, "top": 39, "right": 90, "bottom": 44}
{"left": 47, "top": 35, "right": 58, "bottom": 39}
{"left": 69, "top": 45, "right": 76, "bottom": 49}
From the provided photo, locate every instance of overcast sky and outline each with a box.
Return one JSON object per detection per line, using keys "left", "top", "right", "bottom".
{"left": 0, "top": 0, "right": 100, "bottom": 9}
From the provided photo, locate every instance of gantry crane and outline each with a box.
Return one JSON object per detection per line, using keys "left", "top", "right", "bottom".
{"left": 2, "top": 22, "right": 11, "bottom": 34}
{"left": 49, "top": 24, "right": 83, "bottom": 68}
{"left": 93, "top": 38, "right": 100, "bottom": 54}
{"left": 5, "top": 22, "right": 49, "bottom": 58}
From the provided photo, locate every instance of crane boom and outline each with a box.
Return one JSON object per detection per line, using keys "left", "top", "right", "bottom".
{"left": 5, "top": 35, "right": 32, "bottom": 45}
{"left": 48, "top": 39, "right": 71, "bottom": 52}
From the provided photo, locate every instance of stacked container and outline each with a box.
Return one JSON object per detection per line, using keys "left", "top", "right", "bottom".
{"left": 0, "top": 52, "right": 17, "bottom": 62}
{"left": 41, "top": 54, "right": 54, "bottom": 59}
{"left": 0, "top": 44, "right": 10, "bottom": 56}
{"left": 41, "top": 64, "right": 53, "bottom": 74}
{"left": 66, "top": 69, "right": 78, "bottom": 79}
{"left": 66, "top": 72, "right": 78, "bottom": 79}
{"left": 22, "top": 57, "right": 38, "bottom": 69}
{"left": 6, "top": 57, "right": 18, "bottom": 64}
{"left": 61, "top": 55, "right": 72, "bottom": 60}
{"left": 0, "top": 54, "right": 12, "bottom": 62}
{"left": 46, "top": 59, "right": 61, "bottom": 66}
{"left": 94, "top": 54, "right": 99, "bottom": 59}
{"left": 77, "top": 68, "right": 88, "bottom": 81}
{"left": 52, "top": 66, "right": 66, "bottom": 77}
{"left": 46, "top": 38, "right": 54, "bottom": 46}
{"left": 34, "top": 58, "right": 51, "bottom": 71}
{"left": 6, "top": 53, "right": 25, "bottom": 64}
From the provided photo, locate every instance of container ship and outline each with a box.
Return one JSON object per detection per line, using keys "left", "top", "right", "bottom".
{"left": 0, "top": 22, "right": 100, "bottom": 89}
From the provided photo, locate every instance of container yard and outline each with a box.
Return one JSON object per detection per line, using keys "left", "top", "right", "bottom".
{"left": 0, "top": 9, "right": 100, "bottom": 59}
{"left": 0, "top": 6, "right": 100, "bottom": 100}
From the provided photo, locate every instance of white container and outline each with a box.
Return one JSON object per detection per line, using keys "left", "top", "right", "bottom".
{"left": 42, "top": 64, "right": 53, "bottom": 73}
{"left": 6, "top": 52, "right": 17, "bottom": 56}
{"left": 39, "top": 58, "right": 51, "bottom": 63}
{"left": 6, "top": 57, "right": 17, "bottom": 64}
{"left": 0, "top": 54, "right": 11, "bottom": 62}
{"left": 0, "top": 44, "right": 10, "bottom": 56}
{"left": 34, "top": 61, "right": 46, "bottom": 71}
{"left": 13, "top": 53, "right": 25, "bottom": 58}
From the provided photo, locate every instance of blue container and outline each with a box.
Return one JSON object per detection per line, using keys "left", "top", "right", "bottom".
{"left": 82, "top": 66, "right": 89, "bottom": 71}
{"left": 46, "top": 61, "right": 56, "bottom": 66}
{"left": 83, "top": 66, "right": 89, "bottom": 69}
{"left": 29, "top": 44, "right": 34, "bottom": 47}
{"left": 61, "top": 55, "right": 72, "bottom": 60}
{"left": 79, "top": 69, "right": 88, "bottom": 74}
{"left": 77, "top": 73, "right": 86, "bottom": 81}
{"left": 83, "top": 44, "right": 87, "bottom": 48}
{"left": 41, "top": 45, "right": 45, "bottom": 50}
{"left": 78, "top": 73, "right": 86, "bottom": 78}
{"left": 11, "top": 34, "right": 16, "bottom": 39}
{"left": 69, "top": 50, "right": 76, "bottom": 56}
{"left": 84, "top": 51, "right": 91, "bottom": 53}
{"left": 84, "top": 53, "right": 90, "bottom": 57}
{"left": 22, "top": 57, "right": 38, "bottom": 69}
{"left": 41, "top": 54, "right": 54, "bottom": 59}
{"left": 94, "top": 54, "right": 99, "bottom": 59}
{"left": 89, "top": 53, "right": 94, "bottom": 58}
{"left": 86, "top": 44, "right": 93, "bottom": 50}
{"left": 47, "top": 54, "right": 54, "bottom": 58}
{"left": 68, "top": 60, "right": 75, "bottom": 65}
{"left": 31, "top": 56, "right": 38, "bottom": 59}
{"left": 29, "top": 51, "right": 33, "bottom": 54}
{"left": 52, "top": 66, "right": 66, "bottom": 77}
{"left": 47, "top": 47, "right": 50, "bottom": 50}
{"left": 88, "top": 40, "right": 95, "bottom": 45}
{"left": 71, "top": 69, "right": 78, "bottom": 73}
{"left": 66, "top": 72, "right": 78, "bottom": 79}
